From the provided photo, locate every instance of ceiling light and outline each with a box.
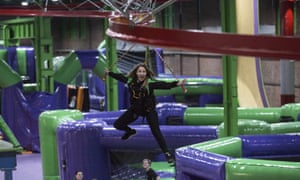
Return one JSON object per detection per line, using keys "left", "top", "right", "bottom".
{"left": 21, "top": 1, "right": 29, "bottom": 6}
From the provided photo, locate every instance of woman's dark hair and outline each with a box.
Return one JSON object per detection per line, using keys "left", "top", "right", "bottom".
{"left": 128, "top": 63, "right": 155, "bottom": 79}
{"left": 74, "top": 170, "right": 82, "bottom": 175}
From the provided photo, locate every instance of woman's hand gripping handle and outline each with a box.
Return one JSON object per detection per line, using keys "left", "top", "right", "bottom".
{"left": 177, "top": 79, "right": 187, "bottom": 93}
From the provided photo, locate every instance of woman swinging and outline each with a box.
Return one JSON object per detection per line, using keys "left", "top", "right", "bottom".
{"left": 105, "top": 63, "right": 185, "bottom": 165}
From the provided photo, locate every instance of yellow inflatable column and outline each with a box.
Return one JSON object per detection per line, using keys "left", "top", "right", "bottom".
{"left": 236, "top": 0, "right": 269, "bottom": 107}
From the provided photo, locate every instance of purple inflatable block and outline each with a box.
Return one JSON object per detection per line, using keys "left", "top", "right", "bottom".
{"left": 176, "top": 147, "right": 231, "bottom": 180}
{"left": 2, "top": 83, "right": 67, "bottom": 152}
{"left": 84, "top": 102, "right": 187, "bottom": 125}
{"left": 100, "top": 125, "right": 217, "bottom": 150}
{"left": 240, "top": 134, "right": 300, "bottom": 158}
{"left": 75, "top": 50, "right": 99, "bottom": 69}
{"left": 156, "top": 103, "right": 187, "bottom": 125}
{"left": 83, "top": 110, "right": 145, "bottom": 125}
{"left": 57, "top": 119, "right": 109, "bottom": 180}
{"left": 56, "top": 116, "right": 218, "bottom": 179}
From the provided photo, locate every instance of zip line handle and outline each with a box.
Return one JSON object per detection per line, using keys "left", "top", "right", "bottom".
{"left": 179, "top": 79, "right": 187, "bottom": 93}
{"left": 103, "top": 68, "right": 109, "bottom": 81}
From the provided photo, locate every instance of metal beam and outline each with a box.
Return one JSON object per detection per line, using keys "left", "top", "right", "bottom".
{"left": 0, "top": 9, "right": 113, "bottom": 18}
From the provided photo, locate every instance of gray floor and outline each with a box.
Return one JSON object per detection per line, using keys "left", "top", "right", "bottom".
{"left": 0, "top": 153, "right": 43, "bottom": 180}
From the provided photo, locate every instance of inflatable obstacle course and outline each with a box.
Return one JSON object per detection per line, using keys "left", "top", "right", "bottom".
{"left": 0, "top": 115, "right": 22, "bottom": 180}
{"left": 176, "top": 134, "right": 300, "bottom": 180}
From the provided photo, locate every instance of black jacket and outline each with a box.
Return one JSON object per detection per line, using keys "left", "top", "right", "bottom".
{"left": 108, "top": 72, "right": 178, "bottom": 115}
{"left": 146, "top": 168, "right": 159, "bottom": 180}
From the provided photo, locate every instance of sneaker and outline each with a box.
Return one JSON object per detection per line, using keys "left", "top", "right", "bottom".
{"left": 165, "top": 152, "right": 175, "bottom": 166}
{"left": 121, "top": 129, "right": 137, "bottom": 140}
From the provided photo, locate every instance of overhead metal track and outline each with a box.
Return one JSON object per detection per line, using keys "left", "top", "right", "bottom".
{"left": 0, "top": 0, "right": 177, "bottom": 19}
{"left": 0, "top": 0, "right": 110, "bottom": 17}
{"left": 0, "top": 9, "right": 113, "bottom": 18}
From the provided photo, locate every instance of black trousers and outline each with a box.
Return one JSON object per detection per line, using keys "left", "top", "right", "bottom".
{"left": 113, "top": 106, "right": 169, "bottom": 153}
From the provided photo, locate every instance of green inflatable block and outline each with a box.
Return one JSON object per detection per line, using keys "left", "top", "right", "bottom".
{"left": 226, "top": 158, "right": 300, "bottom": 180}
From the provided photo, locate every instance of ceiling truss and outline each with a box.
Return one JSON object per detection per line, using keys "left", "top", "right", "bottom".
{"left": 0, "top": 0, "right": 177, "bottom": 20}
